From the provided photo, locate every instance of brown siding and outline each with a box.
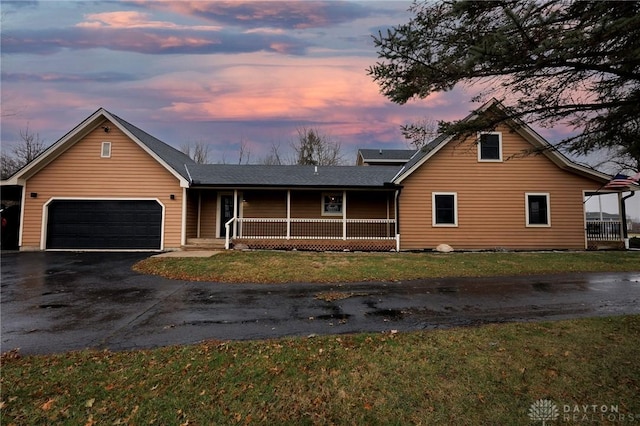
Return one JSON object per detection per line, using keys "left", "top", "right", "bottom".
{"left": 290, "top": 191, "right": 320, "bottom": 218}
{"left": 290, "top": 190, "right": 395, "bottom": 219}
{"left": 199, "top": 191, "right": 218, "bottom": 238}
{"left": 185, "top": 189, "right": 200, "bottom": 239}
{"left": 399, "top": 125, "right": 602, "bottom": 250}
{"left": 21, "top": 119, "right": 184, "bottom": 249}
{"left": 347, "top": 191, "right": 395, "bottom": 219}
{"left": 242, "top": 190, "right": 287, "bottom": 218}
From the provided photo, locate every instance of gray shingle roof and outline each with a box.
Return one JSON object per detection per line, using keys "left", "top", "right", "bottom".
{"left": 109, "top": 112, "right": 196, "bottom": 180}
{"left": 358, "top": 149, "right": 416, "bottom": 162}
{"left": 187, "top": 164, "right": 400, "bottom": 188}
{"left": 107, "top": 110, "right": 400, "bottom": 188}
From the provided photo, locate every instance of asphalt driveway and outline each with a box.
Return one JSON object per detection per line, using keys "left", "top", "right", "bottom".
{"left": 1, "top": 251, "right": 639, "bottom": 355}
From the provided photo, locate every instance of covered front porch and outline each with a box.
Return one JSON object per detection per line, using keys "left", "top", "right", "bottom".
{"left": 584, "top": 191, "right": 633, "bottom": 250}
{"left": 184, "top": 188, "right": 399, "bottom": 251}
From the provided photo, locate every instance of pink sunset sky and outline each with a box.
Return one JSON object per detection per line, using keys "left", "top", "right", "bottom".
{"left": 1, "top": 0, "right": 637, "bottom": 217}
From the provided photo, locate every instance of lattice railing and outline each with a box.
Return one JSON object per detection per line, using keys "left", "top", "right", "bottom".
{"left": 237, "top": 218, "right": 396, "bottom": 240}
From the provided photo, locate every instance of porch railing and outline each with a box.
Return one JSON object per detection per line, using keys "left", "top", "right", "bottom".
{"left": 226, "top": 217, "right": 396, "bottom": 249}
{"left": 586, "top": 220, "right": 623, "bottom": 241}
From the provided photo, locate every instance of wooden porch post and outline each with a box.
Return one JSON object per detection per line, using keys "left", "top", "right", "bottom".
{"left": 197, "top": 190, "right": 202, "bottom": 238}
{"left": 286, "top": 190, "right": 291, "bottom": 240}
{"left": 233, "top": 190, "right": 238, "bottom": 238}
{"left": 342, "top": 190, "right": 347, "bottom": 240}
{"left": 181, "top": 187, "right": 188, "bottom": 246}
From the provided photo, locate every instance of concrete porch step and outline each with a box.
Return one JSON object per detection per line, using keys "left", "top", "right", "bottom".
{"left": 183, "top": 238, "right": 226, "bottom": 251}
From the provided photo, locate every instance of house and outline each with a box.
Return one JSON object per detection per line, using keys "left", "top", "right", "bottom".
{"left": 3, "top": 99, "right": 632, "bottom": 252}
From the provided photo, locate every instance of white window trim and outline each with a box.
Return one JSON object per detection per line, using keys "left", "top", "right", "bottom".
{"left": 477, "top": 132, "right": 503, "bottom": 162}
{"left": 525, "top": 192, "right": 551, "bottom": 227}
{"left": 101, "top": 141, "right": 112, "bottom": 158}
{"left": 432, "top": 192, "right": 458, "bottom": 227}
{"left": 321, "top": 192, "right": 343, "bottom": 216}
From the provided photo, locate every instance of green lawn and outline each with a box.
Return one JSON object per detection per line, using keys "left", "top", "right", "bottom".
{"left": 2, "top": 316, "right": 639, "bottom": 425}
{"left": 134, "top": 250, "right": 640, "bottom": 283}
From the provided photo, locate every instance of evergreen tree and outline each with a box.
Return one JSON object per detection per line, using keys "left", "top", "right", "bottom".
{"left": 368, "top": 0, "right": 640, "bottom": 170}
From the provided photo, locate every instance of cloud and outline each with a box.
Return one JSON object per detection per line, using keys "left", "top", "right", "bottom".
{"left": 0, "top": 1, "right": 38, "bottom": 12}
{"left": 132, "top": 1, "right": 373, "bottom": 29}
{"left": 1, "top": 71, "right": 140, "bottom": 84}
{"left": 76, "top": 11, "right": 221, "bottom": 31}
{"left": 1, "top": 27, "right": 310, "bottom": 55}
{"left": 142, "top": 55, "right": 388, "bottom": 121}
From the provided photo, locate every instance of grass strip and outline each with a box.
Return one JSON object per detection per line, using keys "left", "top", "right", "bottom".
{"left": 133, "top": 251, "right": 640, "bottom": 283}
{"left": 2, "top": 315, "right": 639, "bottom": 425}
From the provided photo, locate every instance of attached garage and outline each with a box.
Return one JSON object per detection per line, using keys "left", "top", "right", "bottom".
{"left": 45, "top": 199, "right": 163, "bottom": 250}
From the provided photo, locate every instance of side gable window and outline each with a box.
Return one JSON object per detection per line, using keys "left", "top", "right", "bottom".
{"left": 526, "top": 193, "right": 550, "bottom": 226}
{"left": 432, "top": 192, "right": 458, "bottom": 226}
{"left": 478, "top": 132, "right": 502, "bottom": 162}
{"left": 322, "top": 193, "right": 343, "bottom": 216}
{"left": 101, "top": 141, "right": 112, "bottom": 158}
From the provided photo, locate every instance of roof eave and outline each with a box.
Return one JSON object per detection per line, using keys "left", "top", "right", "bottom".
{"left": 392, "top": 135, "right": 455, "bottom": 184}
{"left": 9, "top": 108, "right": 190, "bottom": 188}
{"left": 509, "top": 119, "right": 611, "bottom": 184}
{"left": 7, "top": 108, "right": 109, "bottom": 183}
{"left": 103, "top": 111, "right": 190, "bottom": 187}
{"left": 189, "top": 183, "right": 398, "bottom": 190}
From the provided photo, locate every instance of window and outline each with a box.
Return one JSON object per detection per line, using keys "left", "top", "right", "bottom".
{"left": 526, "top": 193, "right": 550, "bottom": 226}
{"left": 478, "top": 132, "right": 502, "bottom": 161}
{"left": 322, "top": 193, "right": 343, "bottom": 216}
{"left": 101, "top": 142, "right": 112, "bottom": 158}
{"left": 432, "top": 192, "right": 458, "bottom": 226}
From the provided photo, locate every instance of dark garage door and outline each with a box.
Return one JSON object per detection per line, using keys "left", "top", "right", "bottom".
{"left": 46, "top": 200, "right": 162, "bottom": 250}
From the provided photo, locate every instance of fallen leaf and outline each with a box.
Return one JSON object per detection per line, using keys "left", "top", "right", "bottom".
{"left": 85, "top": 398, "right": 95, "bottom": 408}
{"left": 41, "top": 398, "right": 55, "bottom": 411}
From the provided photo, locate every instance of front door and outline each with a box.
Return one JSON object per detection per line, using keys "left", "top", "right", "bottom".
{"left": 219, "top": 194, "right": 234, "bottom": 237}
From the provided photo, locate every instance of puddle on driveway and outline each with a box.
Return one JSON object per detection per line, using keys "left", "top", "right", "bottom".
{"left": 531, "top": 282, "right": 552, "bottom": 292}
{"left": 316, "top": 313, "right": 351, "bottom": 321}
{"left": 437, "top": 286, "right": 459, "bottom": 294}
{"left": 365, "top": 309, "right": 406, "bottom": 320}
{"left": 39, "top": 304, "right": 70, "bottom": 309}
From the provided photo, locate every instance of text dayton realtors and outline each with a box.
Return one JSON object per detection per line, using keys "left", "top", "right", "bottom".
{"left": 562, "top": 404, "right": 638, "bottom": 422}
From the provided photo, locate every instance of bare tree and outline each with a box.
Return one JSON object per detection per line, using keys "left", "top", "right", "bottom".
{"left": 0, "top": 153, "right": 18, "bottom": 180}
{"left": 1, "top": 124, "right": 47, "bottom": 179}
{"left": 292, "top": 127, "right": 343, "bottom": 166}
{"left": 180, "top": 140, "right": 211, "bottom": 164}
{"left": 237, "top": 138, "right": 251, "bottom": 165}
{"left": 260, "top": 142, "right": 285, "bottom": 165}
{"left": 401, "top": 117, "right": 439, "bottom": 150}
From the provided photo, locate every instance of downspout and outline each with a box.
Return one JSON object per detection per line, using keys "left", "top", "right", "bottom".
{"left": 621, "top": 191, "right": 636, "bottom": 249}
